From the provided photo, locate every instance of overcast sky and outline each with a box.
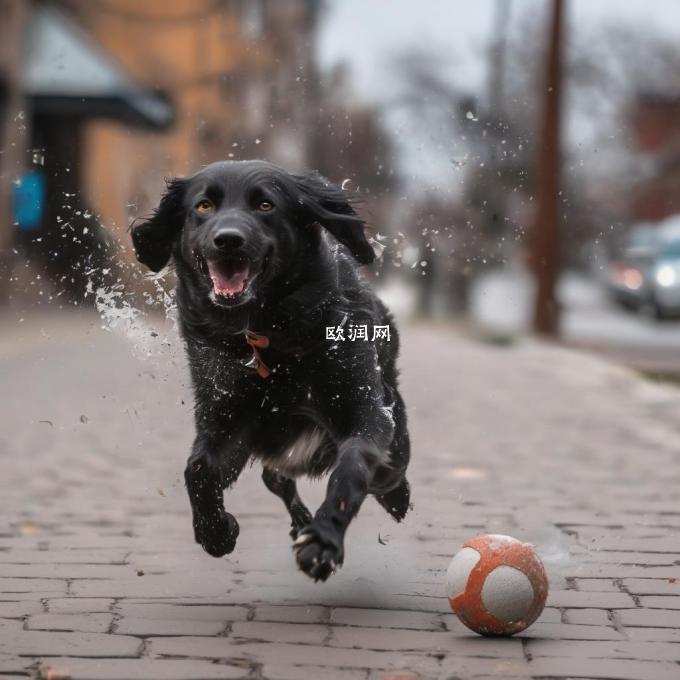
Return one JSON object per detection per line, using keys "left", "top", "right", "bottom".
{"left": 316, "top": 0, "right": 680, "bottom": 188}
{"left": 318, "top": 0, "right": 680, "bottom": 99}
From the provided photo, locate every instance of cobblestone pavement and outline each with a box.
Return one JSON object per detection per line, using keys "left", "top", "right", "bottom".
{"left": 1, "top": 312, "right": 679, "bottom": 679}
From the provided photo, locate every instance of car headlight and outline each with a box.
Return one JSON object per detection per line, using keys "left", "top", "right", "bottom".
{"left": 655, "top": 265, "right": 677, "bottom": 287}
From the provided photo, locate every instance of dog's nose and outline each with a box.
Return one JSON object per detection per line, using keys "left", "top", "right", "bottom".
{"left": 213, "top": 229, "right": 245, "bottom": 251}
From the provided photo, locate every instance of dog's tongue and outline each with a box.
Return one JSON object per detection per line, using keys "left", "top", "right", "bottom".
{"left": 208, "top": 258, "right": 250, "bottom": 296}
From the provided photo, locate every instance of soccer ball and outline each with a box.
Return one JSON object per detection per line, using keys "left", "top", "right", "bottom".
{"left": 446, "top": 534, "right": 548, "bottom": 636}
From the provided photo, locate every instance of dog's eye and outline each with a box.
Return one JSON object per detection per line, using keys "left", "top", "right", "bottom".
{"left": 195, "top": 199, "right": 213, "bottom": 214}
{"left": 257, "top": 200, "right": 274, "bottom": 212}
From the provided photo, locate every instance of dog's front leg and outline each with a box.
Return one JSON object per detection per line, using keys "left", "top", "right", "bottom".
{"left": 294, "top": 436, "right": 384, "bottom": 581}
{"left": 184, "top": 435, "right": 249, "bottom": 557}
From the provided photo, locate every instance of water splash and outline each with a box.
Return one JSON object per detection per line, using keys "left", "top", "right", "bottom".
{"left": 87, "top": 268, "right": 179, "bottom": 362}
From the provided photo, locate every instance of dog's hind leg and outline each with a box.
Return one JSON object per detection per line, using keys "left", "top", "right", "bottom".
{"left": 375, "top": 476, "right": 411, "bottom": 522}
{"left": 184, "top": 435, "right": 249, "bottom": 558}
{"left": 262, "top": 468, "right": 312, "bottom": 538}
{"left": 375, "top": 389, "right": 411, "bottom": 522}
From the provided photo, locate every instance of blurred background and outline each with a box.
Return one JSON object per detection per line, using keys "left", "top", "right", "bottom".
{"left": 2, "top": 0, "right": 680, "bottom": 377}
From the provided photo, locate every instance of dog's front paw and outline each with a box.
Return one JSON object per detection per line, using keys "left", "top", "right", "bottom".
{"left": 193, "top": 511, "right": 239, "bottom": 557}
{"left": 289, "top": 503, "right": 314, "bottom": 540}
{"left": 293, "top": 521, "right": 344, "bottom": 581}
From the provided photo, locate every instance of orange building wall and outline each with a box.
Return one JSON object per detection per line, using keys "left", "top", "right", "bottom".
{"left": 70, "top": 0, "right": 272, "bottom": 261}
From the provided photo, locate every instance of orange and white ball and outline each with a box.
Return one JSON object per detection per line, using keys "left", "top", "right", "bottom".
{"left": 446, "top": 534, "right": 548, "bottom": 636}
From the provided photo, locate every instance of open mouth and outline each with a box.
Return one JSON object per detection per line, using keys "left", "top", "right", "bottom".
{"left": 206, "top": 256, "right": 254, "bottom": 301}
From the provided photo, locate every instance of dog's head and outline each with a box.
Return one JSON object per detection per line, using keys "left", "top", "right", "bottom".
{"left": 131, "top": 160, "right": 374, "bottom": 308}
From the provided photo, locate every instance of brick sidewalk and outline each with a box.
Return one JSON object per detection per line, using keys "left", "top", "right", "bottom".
{"left": 0, "top": 313, "right": 679, "bottom": 679}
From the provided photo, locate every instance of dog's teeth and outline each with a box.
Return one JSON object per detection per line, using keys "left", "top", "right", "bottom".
{"left": 329, "top": 560, "right": 336, "bottom": 571}
{"left": 293, "top": 533, "right": 310, "bottom": 547}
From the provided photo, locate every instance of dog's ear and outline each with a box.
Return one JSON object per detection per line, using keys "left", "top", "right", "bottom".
{"left": 131, "top": 178, "right": 188, "bottom": 272}
{"left": 293, "top": 173, "right": 375, "bottom": 264}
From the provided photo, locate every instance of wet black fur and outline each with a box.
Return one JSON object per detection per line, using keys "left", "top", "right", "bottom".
{"left": 131, "top": 160, "right": 411, "bottom": 581}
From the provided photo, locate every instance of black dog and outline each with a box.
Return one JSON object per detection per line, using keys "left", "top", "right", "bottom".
{"left": 132, "top": 160, "right": 411, "bottom": 581}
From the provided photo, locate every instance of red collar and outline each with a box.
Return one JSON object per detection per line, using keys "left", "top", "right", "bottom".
{"left": 244, "top": 330, "right": 271, "bottom": 378}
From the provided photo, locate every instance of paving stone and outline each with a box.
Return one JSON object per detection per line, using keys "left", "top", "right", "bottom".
{"left": 518, "top": 622, "right": 624, "bottom": 641}
{"left": 546, "top": 590, "right": 636, "bottom": 608}
{"left": 580, "top": 551, "right": 680, "bottom": 566}
{"left": 527, "top": 657, "right": 680, "bottom": 680}
{"left": 0, "top": 549, "right": 127, "bottom": 564}
{"left": 0, "top": 600, "right": 43, "bottom": 618}
{"left": 0, "top": 578, "right": 67, "bottom": 594}
{"left": 253, "top": 605, "right": 328, "bottom": 624}
{"left": 4, "top": 630, "right": 141, "bottom": 657}
{"left": 0, "top": 619, "right": 24, "bottom": 636}
{"left": 263, "top": 664, "right": 368, "bottom": 680}
{"left": 70, "top": 574, "right": 239, "bottom": 598}
{"left": 333, "top": 627, "right": 526, "bottom": 657}
{"left": 623, "top": 626, "right": 680, "bottom": 642}
{"left": 47, "top": 598, "right": 116, "bottom": 613}
{"left": 31, "top": 658, "right": 247, "bottom": 679}
{"left": 617, "top": 608, "right": 680, "bottom": 628}
{"left": 637, "top": 595, "right": 680, "bottom": 609}
{"left": 584, "top": 538, "right": 679, "bottom": 552}
{"left": 369, "top": 672, "right": 424, "bottom": 680}
{"left": 0, "top": 563, "right": 132, "bottom": 579}
{"left": 230, "top": 621, "right": 328, "bottom": 645}
{"left": 0, "top": 655, "right": 27, "bottom": 674}
{"left": 115, "top": 617, "right": 227, "bottom": 636}
{"left": 622, "top": 578, "right": 680, "bottom": 595}
{"left": 563, "top": 608, "right": 612, "bottom": 626}
{"left": 330, "top": 608, "right": 441, "bottom": 630}
{"left": 26, "top": 613, "right": 113, "bottom": 633}
{"left": 437, "top": 656, "right": 530, "bottom": 677}
{"left": 116, "top": 603, "right": 248, "bottom": 622}
{"left": 574, "top": 578, "right": 622, "bottom": 592}
{"left": 526, "top": 639, "right": 680, "bottom": 661}
{"left": 330, "top": 627, "right": 451, "bottom": 653}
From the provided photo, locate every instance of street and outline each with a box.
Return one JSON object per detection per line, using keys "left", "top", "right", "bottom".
{"left": 472, "top": 267, "right": 680, "bottom": 378}
{"left": 0, "top": 311, "right": 678, "bottom": 679}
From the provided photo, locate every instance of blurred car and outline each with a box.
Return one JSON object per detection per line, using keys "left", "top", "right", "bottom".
{"left": 607, "top": 224, "right": 655, "bottom": 311}
{"left": 649, "top": 238, "right": 680, "bottom": 318}
{"left": 608, "top": 216, "right": 680, "bottom": 319}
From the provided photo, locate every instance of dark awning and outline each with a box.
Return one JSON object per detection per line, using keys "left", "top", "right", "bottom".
{"left": 22, "top": 6, "right": 173, "bottom": 129}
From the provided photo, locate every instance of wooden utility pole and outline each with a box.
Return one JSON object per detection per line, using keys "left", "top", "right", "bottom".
{"left": 529, "top": 0, "right": 564, "bottom": 336}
